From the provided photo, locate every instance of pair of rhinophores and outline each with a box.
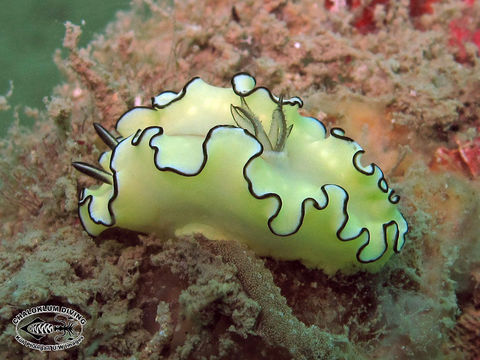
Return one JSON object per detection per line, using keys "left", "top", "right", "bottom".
{"left": 73, "top": 73, "right": 408, "bottom": 274}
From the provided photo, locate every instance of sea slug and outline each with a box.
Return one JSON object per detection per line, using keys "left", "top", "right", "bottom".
{"left": 73, "top": 73, "right": 408, "bottom": 274}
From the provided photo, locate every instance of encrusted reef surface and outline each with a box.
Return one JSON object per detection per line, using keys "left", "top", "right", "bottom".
{"left": 1, "top": 0, "right": 479, "bottom": 359}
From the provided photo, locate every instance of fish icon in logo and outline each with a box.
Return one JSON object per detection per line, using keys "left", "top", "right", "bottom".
{"left": 20, "top": 315, "right": 79, "bottom": 343}
{"left": 12, "top": 305, "right": 86, "bottom": 351}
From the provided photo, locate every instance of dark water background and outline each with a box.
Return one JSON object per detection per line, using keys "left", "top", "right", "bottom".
{"left": 0, "top": 0, "right": 130, "bottom": 137}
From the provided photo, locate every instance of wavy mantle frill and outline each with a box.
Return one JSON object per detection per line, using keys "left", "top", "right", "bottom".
{"left": 75, "top": 73, "right": 408, "bottom": 274}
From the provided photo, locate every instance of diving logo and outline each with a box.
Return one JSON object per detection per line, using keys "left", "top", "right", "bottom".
{"left": 12, "top": 305, "right": 86, "bottom": 351}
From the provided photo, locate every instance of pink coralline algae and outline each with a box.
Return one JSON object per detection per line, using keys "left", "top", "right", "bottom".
{"left": 431, "top": 128, "right": 480, "bottom": 178}
{"left": 449, "top": 19, "right": 480, "bottom": 63}
{"left": 447, "top": 0, "right": 480, "bottom": 62}
{"left": 325, "top": 0, "right": 442, "bottom": 34}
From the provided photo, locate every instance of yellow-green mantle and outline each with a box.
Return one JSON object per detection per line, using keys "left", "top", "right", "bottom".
{"left": 73, "top": 73, "right": 408, "bottom": 274}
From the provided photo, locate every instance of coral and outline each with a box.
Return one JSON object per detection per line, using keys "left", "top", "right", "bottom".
{"left": 449, "top": 268, "right": 480, "bottom": 358}
{"left": 0, "top": 0, "right": 479, "bottom": 359}
{"left": 60, "top": 22, "right": 128, "bottom": 125}
{"left": 324, "top": 0, "right": 442, "bottom": 33}
{"left": 447, "top": 0, "right": 480, "bottom": 64}
{"left": 431, "top": 126, "right": 480, "bottom": 178}
{"left": 202, "top": 236, "right": 353, "bottom": 359}
{"left": 450, "top": 307, "right": 480, "bottom": 358}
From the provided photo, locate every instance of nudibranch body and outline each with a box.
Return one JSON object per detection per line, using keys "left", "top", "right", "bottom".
{"left": 73, "top": 73, "right": 408, "bottom": 274}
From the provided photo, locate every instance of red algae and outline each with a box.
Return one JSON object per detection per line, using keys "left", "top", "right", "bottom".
{"left": 0, "top": 0, "right": 479, "bottom": 359}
